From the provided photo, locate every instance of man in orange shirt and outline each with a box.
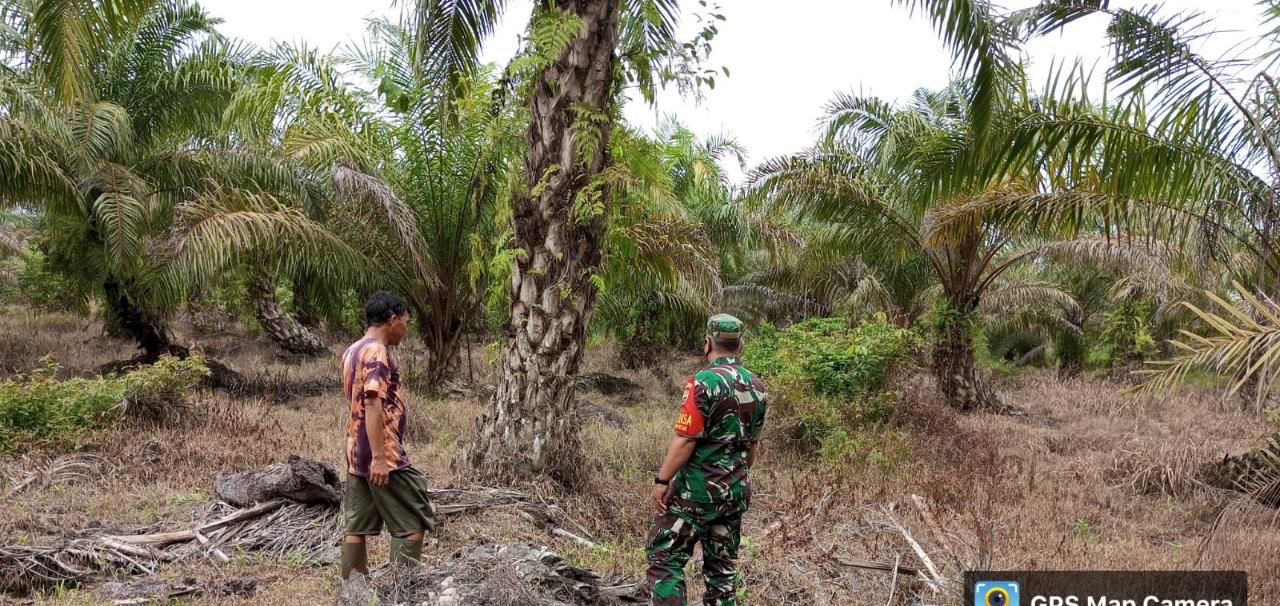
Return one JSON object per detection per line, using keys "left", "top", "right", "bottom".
{"left": 339, "top": 291, "right": 434, "bottom": 579}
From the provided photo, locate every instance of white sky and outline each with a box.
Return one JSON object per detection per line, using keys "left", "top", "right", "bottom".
{"left": 203, "top": 0, "right": 1269, "bottom": 183}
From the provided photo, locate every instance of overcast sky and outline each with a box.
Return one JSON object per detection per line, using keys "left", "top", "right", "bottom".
{"left": 202, "top": 1, "right": 1269, "bottom": 183}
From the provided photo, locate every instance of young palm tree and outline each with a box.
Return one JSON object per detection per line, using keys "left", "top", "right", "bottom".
{"left": 0, "top": 0, "right": 356, "bottom": 361}
{"left": 907, "top": 1, "right": 1280, "bottom": 406}
{"left": 589, "top": 124, "right": 725, "bottom": 364}
{"left": 752, "top": 85, "right": 1079, "bottom": 411}
{"left": 328, "top": 21, "right": 519, "bottom": 387}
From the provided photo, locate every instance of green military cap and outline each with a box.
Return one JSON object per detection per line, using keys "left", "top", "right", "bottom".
{"left": 706, "top": 313, "right": 743, "bottom": 339}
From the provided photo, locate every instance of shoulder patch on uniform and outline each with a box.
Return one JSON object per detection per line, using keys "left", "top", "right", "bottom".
{"left": 674, "top": 378, "right": 704, "bottom": 437}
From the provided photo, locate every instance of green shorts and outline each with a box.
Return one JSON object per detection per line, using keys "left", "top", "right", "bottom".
{"left": 344, "top": 466, "right": 436, "bottom": 538}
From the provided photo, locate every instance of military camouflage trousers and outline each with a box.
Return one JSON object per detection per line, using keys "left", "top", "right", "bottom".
{"left": 645, "top": 496, "right": 746, "bottom": 606}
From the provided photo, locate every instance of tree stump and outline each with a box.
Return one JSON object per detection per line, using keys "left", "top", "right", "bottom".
{"left": 213, "top": 456, "right": 341, "bottom": 507}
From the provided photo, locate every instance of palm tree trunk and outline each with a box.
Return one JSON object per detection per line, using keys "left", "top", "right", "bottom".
{"left": 932, "top": 313, "right": 1002, "bottom": 411}
{"left": 103, "top": 275, "right": 174, "bottom": 360}
{"left": 248, "top": 274, "right": 328, "bottom": 357}
{"left": 463, "top": 0, "right": 620, "bottom": 485}
{"left": 417, "top": 299, "right": 463, "bottom": 389}
{"left": 1055, "top": 321, "right": 1085, "bottom": 380}
{"left": 290, "top": 276, "right": 323, "bottom": 330}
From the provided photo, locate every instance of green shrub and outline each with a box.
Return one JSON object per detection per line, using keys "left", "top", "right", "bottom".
{"left": 118, "top": 355, "right": 211, "bottom": 421}
{"left": 5, "top": 250, "right": 90, "bottom": 313}
{"left": 1096, "top": 298, "right": 1158, "bottom": 367}
{"left": 745, "top": 317, "right": 919, "bottom": 466}
{"left": 0, "top": 356, "right": 208, "bottom": 452}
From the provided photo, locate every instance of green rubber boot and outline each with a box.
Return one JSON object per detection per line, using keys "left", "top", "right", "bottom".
{"left": 340, "top": 542, "right": 368, "bottom": 580}
{"left": 389, "top": 538, "right": 423, "bottom": 568}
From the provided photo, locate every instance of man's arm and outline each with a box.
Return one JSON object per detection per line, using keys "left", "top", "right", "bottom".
{"left": 652, "top": 435, "right": 697, "bottom": 513}
{"left": 364, "top": 394, "right": 390, "bottom": 488}
{"left": 747, "top": 442, "right": 760, "bottom": 468}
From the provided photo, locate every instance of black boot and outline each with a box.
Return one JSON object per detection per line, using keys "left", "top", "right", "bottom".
{"left": 389, "top": 538, "right": 423, "bottom": 568}
{"left": 340, "top": 541, "right": 368, "bottom": 579}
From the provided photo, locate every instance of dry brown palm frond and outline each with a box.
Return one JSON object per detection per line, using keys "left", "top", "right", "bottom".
{"left": 331, "top": 162, "right": 440, "bottom": 290}
{"left": 1134, "top": 283, "right": 1280, "bottom": 408}
{"left": 2, "top": 453, "right": 105, "bottom": 499}
{"left": 1104, "top": 441, "right": 1210, "bottom": 498}
{"left": 717, "top": 284, "right": 830, "bottom": 320}
{"left": 615, "top": 218, "right": 720, "bottom": 293}
{"left": 1034, "top": 235, "right": 1174, "bottom": 274}
{"left": 835, "top": 269, "right": 900, "bottom": 319}
{"left": 1032, "top": 235, "right": 1212, "bottom": 304}
{"left": 978, "top": 280, "right": 1080, "bottom": 317}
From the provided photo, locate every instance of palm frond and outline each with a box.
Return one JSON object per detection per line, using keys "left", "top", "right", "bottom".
{"left": 0, "top": 221, "right": 25, "bottom": 257}
{"left": 979, "top": 280, "right": 1080, "bottom": 317}
{"left": 403, "top": 0, "right": 509, "bottom": 104}
{"left": 1135, "top": 285, "right": 1280, "bottom": 408}
{"left": 30, "top": 0, "right": 95, "bottom": 102}
{"left": 72, "top": 101, "right": 132, "bottom": 161}
{"left": 924, "top": 190, "right": 1195, "bottom": 248}
{"left": 155, "top": 189, "right": 370, "bottom": 305}
{"left": 331, "top": 162, "right": 440, "bottom": 289}
{"left": 892, "top": 0, "right": 1017, "bottom": 134}
{"left": 0, "top": 115, "right": 79, "bottom": 211}
{"left": 716, "top": 284, "right": 829, "bottom": 322}
{"left": 616, "top": 0, "right": 682, "bottom": 103}
{"left": 87, "top": 162, "right": 149, "bottom": 271}
{"left": 822, "top": 91, "right": 896, "bottom": 144}
{"left": 748, "top": 145, "right": 919, "bottom": 246}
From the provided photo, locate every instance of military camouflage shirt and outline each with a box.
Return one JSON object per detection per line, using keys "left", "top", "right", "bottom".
{"left": 671, "top": 356, "right": 768, "bottom": 504}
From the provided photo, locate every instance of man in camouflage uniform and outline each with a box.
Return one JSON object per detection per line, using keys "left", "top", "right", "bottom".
{"left": 645, "top": 314, "right": 768, "bottom": 606}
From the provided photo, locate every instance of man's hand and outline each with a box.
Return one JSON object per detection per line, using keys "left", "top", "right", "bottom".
{"left": 652, "top": 483, "right": 671, "bottom": 514}
{"left": 370, "top": 459, "right": 390, "bottom": 488}
{"left": 651, "top": 436, "right": 697, "bottom": 514}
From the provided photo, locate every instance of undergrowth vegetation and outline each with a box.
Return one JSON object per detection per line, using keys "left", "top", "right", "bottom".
{"left": 0, "top": 356, "right": 208, "bottom": 452}
{"left": 746, "top": 316, "right": 919, "bottom": 466}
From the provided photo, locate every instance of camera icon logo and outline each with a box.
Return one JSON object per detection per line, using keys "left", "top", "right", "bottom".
{"left": 974, "top": 581, "right": 1020, "bottom": 606}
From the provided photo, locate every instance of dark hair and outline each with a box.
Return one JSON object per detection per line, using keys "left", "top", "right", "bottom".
{"left": 710, "top": 336, "right": 742, "bottom": 353}
{"left": 365, "top": 291, "right": 410, "bottom": 326}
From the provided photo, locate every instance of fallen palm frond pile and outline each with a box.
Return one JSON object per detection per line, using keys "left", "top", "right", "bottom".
{"left": 225, "top": 368, "right": 333, "bottom": 404}
{"left": 0, "top": 457, "right": 603, "bottom": 596}
{"left": 1207, "top": 433, "right": 1280, "bottom": 507}
{"left": 358, "top": 543, "right": 643, "bottom": 606}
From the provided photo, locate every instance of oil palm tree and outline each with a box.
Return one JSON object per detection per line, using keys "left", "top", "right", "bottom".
{"left": 336, "top": 28, "right": 519, "bottom": 388}
{"left": 751, "top": 85, "right": 1082, "bottom": 411}
{"left": 589, "top": 123, "right": 725, "bottom": 364}
{"left": 219, "top": 41, "right": 388, "bottom": 357}
{"left": 0, "top": 0, "right": 358, "bottom": 361}
{"left": 408, "top": 0, "right": 722, "bottom": 482}
{"left": 236, "top": 20, "right": 521, "bottom": 386}
{"left": 908, "top": 1, "right": 1280, "bottom": 406}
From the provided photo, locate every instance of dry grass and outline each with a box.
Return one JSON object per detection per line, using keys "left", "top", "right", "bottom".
{"left": 1, "top": 307, "right": 1279, "bottom": 604}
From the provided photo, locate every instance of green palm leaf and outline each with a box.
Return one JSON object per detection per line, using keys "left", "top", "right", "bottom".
{"left": 892, "top": 0, "right": 1016, "bottom": 134}
{"left": 403, "top": 0, "right": 510, "bottom": 104}
{"left": 156, "top": 190, "right": 369, "bottom": 304}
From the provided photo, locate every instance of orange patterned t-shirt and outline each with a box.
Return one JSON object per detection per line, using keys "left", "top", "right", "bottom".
{"left": 340, "top": 337, "right": 409, "bottom": 477}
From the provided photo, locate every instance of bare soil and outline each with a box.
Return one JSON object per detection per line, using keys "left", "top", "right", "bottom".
{"left": 0, "top": 304, "right": 1276, "bottom": 605}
